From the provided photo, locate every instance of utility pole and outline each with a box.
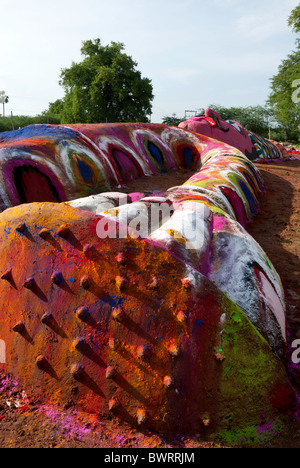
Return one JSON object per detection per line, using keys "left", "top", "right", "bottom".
{"left": 0, "top": 91, "right": 9, "bottom": 117}
{"left": 185, "top": 110, "right": 197, "bottom": 119}
{"left": 11, "top": 112, "right": 15, "bottom": 131}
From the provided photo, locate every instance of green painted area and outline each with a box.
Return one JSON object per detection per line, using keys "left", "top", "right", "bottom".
{"left": 68, "top": 150, "right": 107, "bottom": 194}
{"left": 211, "top": 416, "right": 287, "bottom": 447}
{"left": 210, "top": 294, "right": 292, "bottom": 439}
{"left": 264, "top": 255, "right": 273, "bottom": 270}
{"left": 183, "top": 177, "right": 221, "bottom": 189}
{"left": 143, "top": 137, "right": 168, "bottom": 172}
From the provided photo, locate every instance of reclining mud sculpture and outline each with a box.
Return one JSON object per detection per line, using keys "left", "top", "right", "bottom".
{"left": 0, "top": 123, "right": 295, "bottom": 436}
{"left": 179, "top": 108, "right": 293, "bottom": 162}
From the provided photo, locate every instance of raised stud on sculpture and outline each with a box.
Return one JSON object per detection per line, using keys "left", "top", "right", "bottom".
{"left": 16, "top": 223, "right": 26, "bottom": 234}
{"left": 168, "top": 343, "right": 181, "bottom": 358}
{"left": 12, "top": 321, "right": 26, "bottom": 334}
{"left": 38, "top": 228, "right": 51, "bottom": 239}
{"left": 137, "top": 409, "right": 146, "bottom": 425}
{"left": 115, "top": 252, "right": 126, "bottom": 264}
{"left": 56, "top": 225, "right": 70, "bottom": 238}
{"left": 80, "top": 275, "right": 92, "bottom": 290}
{"left": 51, "top": 270, "right": 63, "bottom": 286}
{"left": 115, "top": 276, "right": 128, "bottom": 292}
{"left": 106, "top": 366, "right": 116, "bottom": 380}
{"left": 41, "top": 312, "right": 54, "bottom": 326}
{"left": 76, "top": 306, "right": 90, "bottom": 322}
{"left": 73, "top": 337, "right": 88, "bottom": 352}
{"left": 148, "top": 277, "right": 159, "bottom": 290}
{"left": 1, "top": 270, "right": 12, "bottom": 282}
{"left": 137, "top": 345, "right": 151, "bottom": 360}
{"left": 23, "top": 277, "right": 36, "bottom": 290}
{"left": 70, "top": 364, "right": 85, "bottom": 379}
{"left": 108, "top": 398, "right": 119, "bottom": 412}
{"left": 163, "top": 376, "right": 174, "bottom": 388}
{"left": 36, "top": 355, "right": 48, "bottom": 369}
{"left": 111, "top": 307, "right": 125, "bottom": 323}
{"left": 176, "top": 311, "right": 187, "bottom": 324}
{"left": 182, "top": 278, "right": 192, "bottom": 290}
{"left": 83, "top": 244, "right": 94, "bottom": 257}
{"left": 109, "top": 337, "right": 119, "bottom": 351}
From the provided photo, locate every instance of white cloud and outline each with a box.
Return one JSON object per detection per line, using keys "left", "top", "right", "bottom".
{"left": 0, "top": 0, "right": 299, "bottom": 123}
{"left": 236, "top": 0, "right": 299, "bottom": 43}
{"left": 212, "top": 0, "right": 239, "bottom": 6}
{"left": 203, "top": 50, "right": 286, "bottom": 74}
{"left": 156, "top": 67, "right": 202, "bottom": 86}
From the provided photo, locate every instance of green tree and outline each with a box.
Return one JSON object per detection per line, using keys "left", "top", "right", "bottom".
{"left": 162, "top": 113, "right": 185, "bottom": 126}
{"left": 288, "top": 3, "right": 300, "bottom": 33}
{"left": 268, "top": 4, "right": 300, "bottom": 140}
{"left": 50, "top": 39, "right": 154, "bottom": 124}
{"left": 45, "top": 99, "right": 64, "bottom": 118}
{"left": 0, "top": 114, "right": 61, "bottom": 133}
{"left": 268, "top": 43, "right": 300, "bottom": 140}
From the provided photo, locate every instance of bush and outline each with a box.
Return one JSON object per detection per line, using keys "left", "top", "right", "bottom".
{"left": 0, "top": 114, "right": 61, "bottom": 133}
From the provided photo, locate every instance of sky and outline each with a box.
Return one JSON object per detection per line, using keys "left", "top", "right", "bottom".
{"left": 0, "top": 0, "right": 299, "bottom": 123}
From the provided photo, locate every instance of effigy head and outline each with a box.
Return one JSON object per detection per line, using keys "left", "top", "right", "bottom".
{"left": 178, "top": 108, "right": 295, "bottom": 163}
{"left": 179, "top": 108, "right": 259, "bottom": 161}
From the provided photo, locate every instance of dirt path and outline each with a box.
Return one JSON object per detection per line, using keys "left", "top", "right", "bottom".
{"left": 247, "top": 161, "right": 300, "bottom": 390}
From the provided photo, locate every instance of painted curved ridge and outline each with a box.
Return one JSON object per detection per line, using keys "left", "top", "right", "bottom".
{"left": 0, "top": 123, "right": 295, "bottom": 436}
{"left": 246, "top": 130, "right": 291, "bottom": 161}
{"left": 179, "top": 108, "right": 293, "bottom": 162}
{"left": 0, "top": 122, "right": 244, "bottom": 211}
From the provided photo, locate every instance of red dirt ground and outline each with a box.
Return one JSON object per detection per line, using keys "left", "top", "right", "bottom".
{"left": 0, "top": 161, "right": 299, "bottom": 448}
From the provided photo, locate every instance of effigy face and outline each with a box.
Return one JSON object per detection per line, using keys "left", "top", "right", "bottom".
{"left": 179, "top": 108, "right": 294, "bottom": 163}
{"left": 178, "top": 108, "right": 259, "bottom": 161}
{"left": 0, "top": 123, "right": 295, "bottom": 436}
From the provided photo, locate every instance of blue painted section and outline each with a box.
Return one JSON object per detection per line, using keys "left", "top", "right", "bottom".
{"left": 183, "top": 147, "right": 193, "bottom": 168}
{"left": 0, "top": 124, "right": 81, "bottom": 144}
{"left": 76, "top": 158, "right": 95, "bottom": 185}
{"left": 148, "top": 141, "right": 164, "bottom": 166}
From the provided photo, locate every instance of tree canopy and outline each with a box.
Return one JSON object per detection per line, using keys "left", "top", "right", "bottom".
{"left": 162, "top": 113, "right": 185, "bottom": 127}
{"left": 46, "top": 39, "right": 154, "bottom": 124}
{"left": 0, "top": 114, "right": 61, "bottom": 133}
{"left": 268, "top": 3, "right": 300, "bottom": 140}
{"left": 288, "top": 3, "right": 300, "bottom": 33}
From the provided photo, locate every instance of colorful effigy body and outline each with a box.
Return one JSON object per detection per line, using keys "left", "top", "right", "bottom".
{"left": 0, "top": 123, "right": 207, "bottom": 210}
{"left": 0, "top": 123, "right": 295, "bottom": 436}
